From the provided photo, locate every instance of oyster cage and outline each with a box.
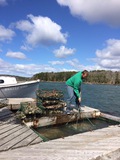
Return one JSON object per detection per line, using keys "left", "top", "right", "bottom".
{"left": 16, "top": 101, "right": 44, "bottom": 121}
{"left": 16, "top": 89, "right": 67, "bottom": 122}
{"left": 36, "top": 89, "right": 64, "bottom": 100}
{"left": 36, "top": 89, "right": 66, "bottom": 111}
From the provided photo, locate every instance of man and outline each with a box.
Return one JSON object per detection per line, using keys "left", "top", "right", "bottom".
{"left": 65, "top": 70, "right": 88, "bottom": 113}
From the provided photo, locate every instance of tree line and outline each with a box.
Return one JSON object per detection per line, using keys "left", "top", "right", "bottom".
{"left": 32, "top": 70, "right": 120, "bottom": 85}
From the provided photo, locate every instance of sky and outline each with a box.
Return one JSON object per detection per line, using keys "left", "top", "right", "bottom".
{"left": 0, "top": 0, "right": 120, "bottom": 77}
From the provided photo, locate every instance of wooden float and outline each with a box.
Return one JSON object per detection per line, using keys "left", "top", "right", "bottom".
{"left": 24, "top": 106, "right": 101, "bottom": 128}
{"left": 6, "top": 98, "right": 101, "bottom": 128}
{"left": 6, "top": 98, "right": 120, "bottom": 129}
{"left": 5, "top": 91, "right": 104, "bottom": 129}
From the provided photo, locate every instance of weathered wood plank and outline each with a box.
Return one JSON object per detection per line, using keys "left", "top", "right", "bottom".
{"left": 0, "top": 127, "right": 29, "bottom": 146}
{"left": 0, "top": 127, "right": 30, "bottom": 151}
{"left": 30, "top": 136, "right": 43, "bottom": 145}
{"left": 0, "top": 124, "right": 20, "bottom": 135}
{"left": 0, "top": 125, "right": 23, "bottom": 140}
{"left": 0, "top": 106, "right": 43, "bottom": 151}
{"left": 0, "top": 123, "right": 11, "bottom": 130}
{"left": 12, "top": 132, "right": 42, "bottom": 149}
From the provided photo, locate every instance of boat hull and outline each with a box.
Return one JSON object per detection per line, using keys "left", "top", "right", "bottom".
{"left": 0, "top": 80, "right": 40, "bottom": 98}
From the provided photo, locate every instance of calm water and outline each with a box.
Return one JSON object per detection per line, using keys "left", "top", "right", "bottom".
{"left": 39, "top": 82, "right": 120, "bottom": 117}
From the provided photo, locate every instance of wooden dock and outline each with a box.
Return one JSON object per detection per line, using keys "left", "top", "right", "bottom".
{"left": 0, "top": 98, "right": 120, "bottom": 159}
{"left": 0, "top": 107, "right": 43, "bottom": 152}
{"left": 0, "top": 123, "right": 119, "bottom": 160}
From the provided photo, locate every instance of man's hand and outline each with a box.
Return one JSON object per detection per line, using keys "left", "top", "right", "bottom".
{"left": 78, "top": 97, "right": 81, "bottom": 103}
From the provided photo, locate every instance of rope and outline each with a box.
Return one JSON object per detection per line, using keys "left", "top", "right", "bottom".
{"left": 74, "top": 104, "right": 95, "bottom": 128}
{"left": 65, "top": 112, "right": 76, "bottom": 125}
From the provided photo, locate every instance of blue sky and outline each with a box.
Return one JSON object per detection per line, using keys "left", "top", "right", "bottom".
{"left": 0, "top": 0, "right": 120, "bottom": 77}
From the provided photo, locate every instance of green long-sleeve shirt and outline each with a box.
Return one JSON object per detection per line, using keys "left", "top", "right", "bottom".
{"left": 66, "top": 72, "right": 83, "bottom": 98}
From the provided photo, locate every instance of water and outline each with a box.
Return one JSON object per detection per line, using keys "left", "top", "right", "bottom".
{"left": 39, "top": 82, "right": 120, "bottom": 117}
{"left": 35, "top": 118, "right": 118, "bottom": 141}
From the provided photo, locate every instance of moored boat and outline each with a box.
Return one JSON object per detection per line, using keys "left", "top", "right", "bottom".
{"left": 0, "top": 76, "right": 40, "bottom": 98}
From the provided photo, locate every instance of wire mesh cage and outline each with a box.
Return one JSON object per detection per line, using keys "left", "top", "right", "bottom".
{"left": 16, "top": 89, "right": 67, "bottom": 122}
{"left": 36, "top": 89, "right": 64, "bottom": 100}
{"left": 36, "top": 89, "right": 66, "bottom": 115}
{"left": 16, "top": 101, "right": 43, "bottom": 121}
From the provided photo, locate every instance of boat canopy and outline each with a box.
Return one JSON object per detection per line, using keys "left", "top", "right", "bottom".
{"left": 0, "top": 76, "right": 17, "bottom": 85}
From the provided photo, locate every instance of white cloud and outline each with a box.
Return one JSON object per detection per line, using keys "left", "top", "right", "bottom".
{"left": 53, "top": 45, "right": 76, "bottom": 58}
{"left": 14, "top": 20, "right": 33, "bottom": 32}
{"left": 0, "top": 25, "right": 15, "bottom": 42}
{"left": 95, "top": 39, "right": 120, "bottom": 70}
{"left": 21, "top": 44, "right": 32, "bottom": 51}
{"left": 49, "top": 61, "right": 64, "bottom": 65}
{"left": 99, "top": 59, "right": 120, "bottom": 69}
{"left": 0, "top": 58, "right": 58, "bottom": 76}
{"left": 11, "top": 64, "right": 57, "bottom": 76}
{"left": 6, "top": 51, "right": 26, "bottom": 59}
{"left": 0, "top": 58, "right": 12, "bottom": 74}
{"left": 57, "top": 0, "right": 120, "bottom": 26}
{"left": 0, "top": 0, "right": 7, "bottom": 6}
{"left": 66, "top": 59, "right": 79, "bottom": 67}
{"left": 0, "top": 57, "right": 98, "bottom": 77}
{"left": 15, "top": 14, "right": 67, "bottom": 47}
{"left": 49, "top": 58, "right": 94, "bottom": 71}
{"left": 96, "top": 39, "right": 120, "bottom": 59}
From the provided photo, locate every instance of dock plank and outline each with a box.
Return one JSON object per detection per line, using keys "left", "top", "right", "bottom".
{"left": 12, "top": 132, "right": 42, "bottom": 149}
{"left": 0, "top": 107, "right": 44, "bottom": 152}
{"left": 30, "top": 136, "right": 43, "bottom": 145}
{"left": 0, "top": 125, "right": 23, "bottom": 140}
{"left": 0, "top": 123, "right": 20, "bottom": 135}
{"left": 0, "top": 127, "right": 41, "bottom": 151}
{"left": 0, "top": 103, "right": 120, "bottom": 159}
{"left": 0, "top": 125, "right": 119, "bottom": 160}
{"left": 0, "top": 123, "right": 12, "bottom": 130}
{"left": 0, "top": 127, "right": 29, "bottom": 147}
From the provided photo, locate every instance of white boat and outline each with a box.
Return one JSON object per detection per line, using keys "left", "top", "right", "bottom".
{"left": 0, "top": 76, "right": 40, "bottom": 98}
